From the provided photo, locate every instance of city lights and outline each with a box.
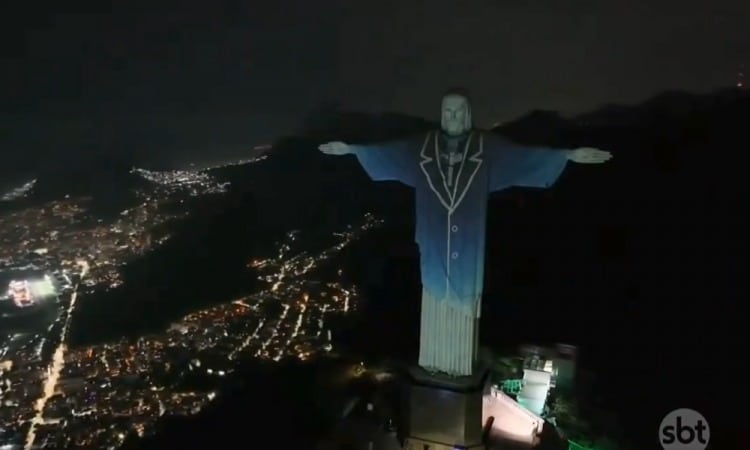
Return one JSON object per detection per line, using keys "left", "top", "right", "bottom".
{"left": 0, "top": 160, "right": 381, "bottom": 449}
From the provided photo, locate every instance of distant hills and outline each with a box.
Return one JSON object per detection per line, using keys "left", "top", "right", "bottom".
{"left": 302, "top": 87, "right": 749, "bottom": 142}
{"left": 4, "top": 154, "right": 149, "bottom": 218}
{"left": 8, "top": 87, "right": 748, "bottom": 214}
{"left": 573, "top": 87, "right": 749, "bottom": 127}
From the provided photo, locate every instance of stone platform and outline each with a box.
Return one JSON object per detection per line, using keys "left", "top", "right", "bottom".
{"left": 401, "top": 365, "right": 491, "bottom": 450}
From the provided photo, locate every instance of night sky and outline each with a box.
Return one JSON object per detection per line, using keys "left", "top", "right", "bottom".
{"left": 1, "top": 1, "right": 748, "bottom": 169}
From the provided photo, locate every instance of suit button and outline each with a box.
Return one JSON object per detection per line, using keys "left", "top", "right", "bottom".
{"left": 451, "top": 252, "right": 458, "bottom": 259}
{"left": 451, "top": 225, "right": 458, "bottom": 232}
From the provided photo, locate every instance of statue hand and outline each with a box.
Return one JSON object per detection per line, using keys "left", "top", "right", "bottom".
{"left": 318, "top": 141, "right": 351, "bottom": 155}
{"left": 567, "top": 147, "right": 612, "bottom": 164}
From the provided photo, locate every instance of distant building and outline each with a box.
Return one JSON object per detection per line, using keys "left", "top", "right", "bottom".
{"left": 519, "top": 344, "right": 578, "bottom": 391}
{"left": 7, "top": 280, "right": 35, "bottom": 308}
{"left": 517, "top": 369, "right": 552, "bottom": 416}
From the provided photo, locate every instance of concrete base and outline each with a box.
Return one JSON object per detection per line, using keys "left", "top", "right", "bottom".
{"left": 401, "top": 366, "right": 490, "bottom": 450}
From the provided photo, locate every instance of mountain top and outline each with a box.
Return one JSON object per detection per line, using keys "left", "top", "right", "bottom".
{"left": 571, "top": 87, "right": 750, "bottom": 128}
{"left": 297, "top": 88, "right": 750, "bottom": 147}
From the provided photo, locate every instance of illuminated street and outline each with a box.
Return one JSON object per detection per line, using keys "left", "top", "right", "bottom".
{"left": 0, "top": 157, "right": 382, "bottom": 449}
{"left": 25, "top": 262, "right": 88, "bottom": 450}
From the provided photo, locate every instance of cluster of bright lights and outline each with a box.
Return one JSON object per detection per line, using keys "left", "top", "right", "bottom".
{"left": 2, "top": 194, "right": 375, "bottom": 448}
{"left": 25, "top": 262, "right": 87, "bottom": 450}
{"left": 7, "top": 280, "right": 32, "bottom": 307}
{"left": 29, "top": 276, "right": 57, "bottom": 298}
{"left": 131, "top": 168, "right": 229, "bottom": 196}
{"left": 201, "top": 154, "right": 268, "bottom": 169}
{"left": 1, "top": 179, "right": 37, "bottom": 202}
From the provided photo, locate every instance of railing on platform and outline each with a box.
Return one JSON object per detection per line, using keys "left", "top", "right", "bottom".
{"left": 499, "top": 378, "right": 524, "bottom": 395}
{"left": 568, "top": 439, "right": 595, "bottom": 450}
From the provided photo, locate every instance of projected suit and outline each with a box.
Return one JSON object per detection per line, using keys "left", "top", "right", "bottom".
{"left": 350, "top": 131, "right": 568, "bottom": 375}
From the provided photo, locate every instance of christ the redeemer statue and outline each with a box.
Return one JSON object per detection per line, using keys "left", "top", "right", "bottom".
{"left": 320, "top": 89, "right": 611, "bottom": 377}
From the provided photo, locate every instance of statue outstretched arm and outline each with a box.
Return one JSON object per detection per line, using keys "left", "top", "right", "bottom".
{"left": 567, "top": 147, "right": 612, "bottom": 164}
{"left": 486, "top": 134, "right": 611, "bottom": 192}
{"left": 319, "top": 139, "right": 417, "bottom": 186}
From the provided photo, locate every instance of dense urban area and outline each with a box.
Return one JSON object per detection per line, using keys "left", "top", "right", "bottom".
{"left": 0, "top": 158, "right": 382, "bottom": 449}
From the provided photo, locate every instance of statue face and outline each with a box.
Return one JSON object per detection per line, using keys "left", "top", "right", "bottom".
{"left": 441, "top": 94, "right": 472, "bottom": 137}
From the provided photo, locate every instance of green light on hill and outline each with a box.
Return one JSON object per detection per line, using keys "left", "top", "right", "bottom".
{"left": 568, "top": 439, "right": 597, "bottom": 450}
{"left": 500, "top": 378, "right": 524, "bottom": 395}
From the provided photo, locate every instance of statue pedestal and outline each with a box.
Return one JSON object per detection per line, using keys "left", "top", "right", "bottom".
{"left": 402, "top": 366, "right": 490, "bottom": 450}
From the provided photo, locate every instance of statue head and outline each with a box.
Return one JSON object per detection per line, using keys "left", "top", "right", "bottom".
{"left": 441, "top": 87, "right": 472, "bottom": 137}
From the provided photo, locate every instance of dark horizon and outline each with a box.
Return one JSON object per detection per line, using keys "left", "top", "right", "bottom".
{"left": 2, "top": 86, "right": 746, "bottom": 186}
{"left": 2, "top": 1, "right": 748, "bottom": 179}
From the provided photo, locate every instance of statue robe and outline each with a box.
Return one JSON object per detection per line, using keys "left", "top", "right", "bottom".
{"left": 349, "top": 130, "right": 569, "bottom": 375}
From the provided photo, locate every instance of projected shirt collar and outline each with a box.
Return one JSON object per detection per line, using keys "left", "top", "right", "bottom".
{"left": 419, "top": 131, "right": 484, "bottom": 213}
